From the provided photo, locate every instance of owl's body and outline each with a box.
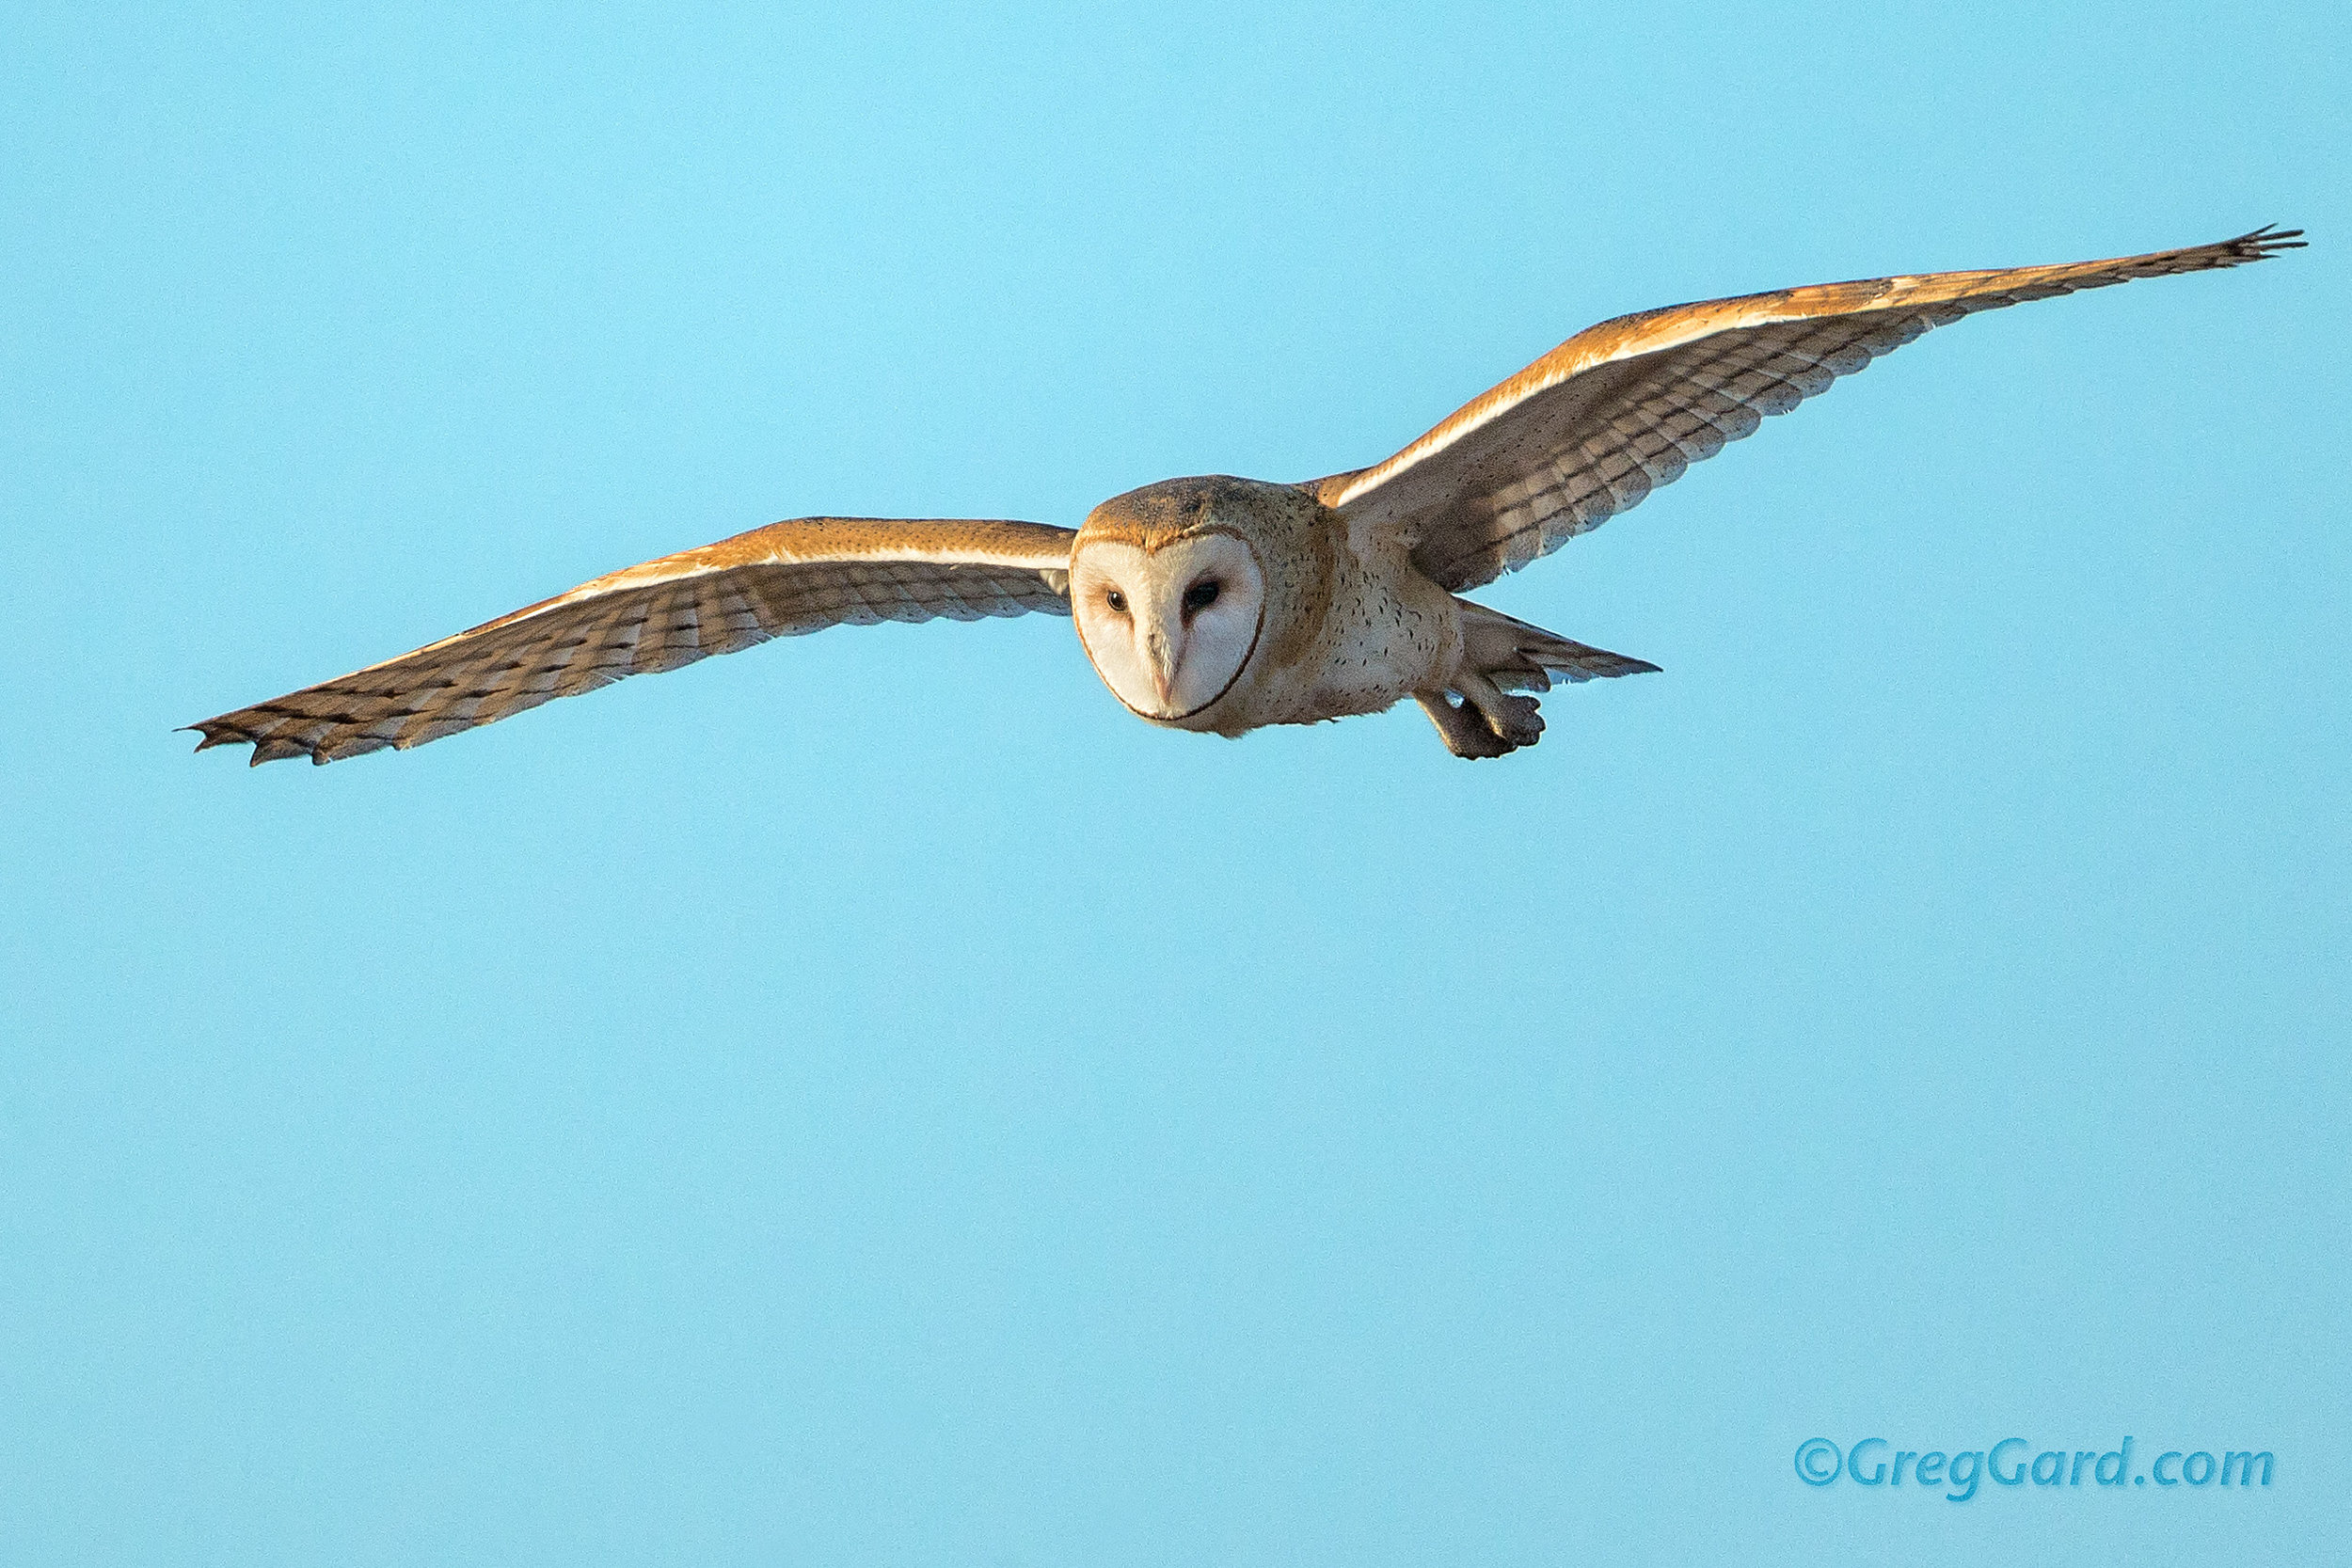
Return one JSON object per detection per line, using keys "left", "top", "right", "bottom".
{"left": 1066, "top": 474, "right": 1650, "bottom": 754}
{"left": 188, "top": 227, "right": 2301, "bottom": 768}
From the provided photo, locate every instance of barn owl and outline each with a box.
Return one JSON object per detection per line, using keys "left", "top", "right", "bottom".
{"left": 190, "top": 227, "right": 2300, "bottom": 766}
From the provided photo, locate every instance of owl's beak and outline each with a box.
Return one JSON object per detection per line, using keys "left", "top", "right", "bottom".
{"left": 1146, "top": 627, "right": 1183, "bottom": 707}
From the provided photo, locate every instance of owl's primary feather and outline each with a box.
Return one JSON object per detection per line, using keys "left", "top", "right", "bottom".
{"left": 191, "top": 227, "right": 2299, "bottom": 765}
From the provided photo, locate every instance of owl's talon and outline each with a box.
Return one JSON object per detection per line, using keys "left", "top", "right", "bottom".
{"left": 1434, "top": 672, "right": 1544, "bottom": 755}
{"left": 1416, "top": 689, "right": 1532, "bottom": 758}
{"left": 1483, "top": 692, "right": 1544, "bottom": 747}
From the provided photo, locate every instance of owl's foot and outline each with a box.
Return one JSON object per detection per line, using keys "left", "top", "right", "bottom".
{"left": 1418, "top": 598, "right": 1660, "bottom": 756}
{"left": 1415, "top": 679, "right": 1544, "bottom": 759}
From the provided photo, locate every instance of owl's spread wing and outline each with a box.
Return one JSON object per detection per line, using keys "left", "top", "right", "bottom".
{"left": 1309, "top": 227, "right": 2302, "bottom": 593}
{"left": 190, "top": 516, "right": 1078, "bottom": 765}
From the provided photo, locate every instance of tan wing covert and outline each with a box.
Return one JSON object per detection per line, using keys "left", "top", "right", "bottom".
{"left": 1309, "top": 227, "right": 2303, "bottom": 592}
{"left": 189, "top": 516, "right": 1078, "bottom": 765}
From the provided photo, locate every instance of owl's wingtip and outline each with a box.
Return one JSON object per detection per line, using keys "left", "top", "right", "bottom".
{"left": 2234, "top": 224, "right": 2306, "bottom": 258}
{"left": 183, "top": 720, "right": 241, "bottom": 754}
{"left": 183, "top": 715, "right": 320, "bottom": 767}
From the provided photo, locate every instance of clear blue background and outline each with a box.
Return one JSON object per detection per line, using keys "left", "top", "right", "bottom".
{"left": 5, "top": 3, "right": 2344, "bottom": 1562}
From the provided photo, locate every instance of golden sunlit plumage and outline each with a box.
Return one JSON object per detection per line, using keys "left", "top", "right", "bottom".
{"left": 191, "top": 227, "right": 2300, "bottom": 765}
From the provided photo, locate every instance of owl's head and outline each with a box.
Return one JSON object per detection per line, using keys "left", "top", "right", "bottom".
{"left": 1070, "top": 477, "right": 1283, "bottom": 722}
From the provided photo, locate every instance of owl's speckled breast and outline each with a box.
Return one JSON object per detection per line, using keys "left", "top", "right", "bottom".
{"left": 1263, "top": 512, "right": 1459, "bottom": 732}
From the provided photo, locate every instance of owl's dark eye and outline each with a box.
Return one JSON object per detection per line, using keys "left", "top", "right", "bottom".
{"left": 1105, "top": 589, "right": 1127, "bottom": 614}
{"left": 1182, "top": 578, "right": 1222, "bottom": 615}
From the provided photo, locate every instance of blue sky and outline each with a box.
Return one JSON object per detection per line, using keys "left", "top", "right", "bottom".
{"left": 4, "top": 3, "right": 2345, "bottom": 1563}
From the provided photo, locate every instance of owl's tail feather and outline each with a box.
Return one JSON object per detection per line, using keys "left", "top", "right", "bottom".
{"left": 1456, "top": 599, "right": 1660, "bottom": 694}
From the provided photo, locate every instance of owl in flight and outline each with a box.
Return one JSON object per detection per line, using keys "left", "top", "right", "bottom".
{"left": 191, "top": 227, "right": 2299, "bottom": 765}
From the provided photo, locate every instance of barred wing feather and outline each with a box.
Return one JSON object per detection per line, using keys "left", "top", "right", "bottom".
{"left": 1311, "top": 227, "right": 2302, "bottom": 592}
{"left": 189, "top": 516, "right": 1077, "bottom": 765}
